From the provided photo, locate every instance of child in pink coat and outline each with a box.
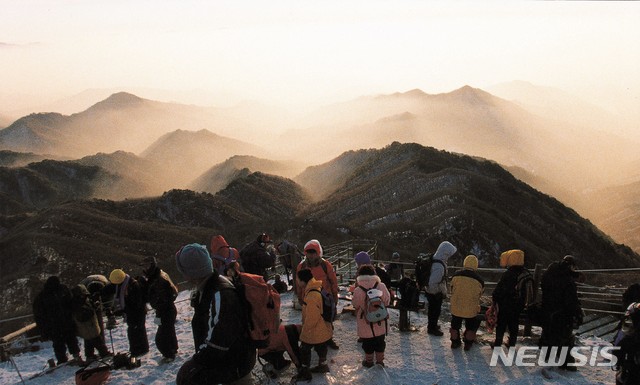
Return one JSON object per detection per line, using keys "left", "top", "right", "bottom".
{"left": 352, "top": 264, "right": 391, "bottom": 367}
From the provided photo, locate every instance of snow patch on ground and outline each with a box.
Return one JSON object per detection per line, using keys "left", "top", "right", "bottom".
{"left": 0, "top": 290, "right": 617, "bottom": 384}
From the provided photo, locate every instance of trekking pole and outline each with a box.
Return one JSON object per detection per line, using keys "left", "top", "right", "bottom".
{"left": 109, "top": 329, "right": 115, "bottom": 353}
{"left": 8, "top": 354, "right": 27, "bottom": 385}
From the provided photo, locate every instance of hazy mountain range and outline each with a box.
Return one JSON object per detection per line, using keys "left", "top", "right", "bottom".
{"left": 0, "top": 84, "right": 639, "bottom": 326}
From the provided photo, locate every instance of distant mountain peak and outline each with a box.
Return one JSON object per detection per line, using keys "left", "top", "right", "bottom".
{"left": 88, "top": 92, "right": 145, "bottom": 111}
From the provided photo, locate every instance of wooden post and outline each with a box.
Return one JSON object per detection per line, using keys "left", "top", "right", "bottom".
{"left": 524, "top": 263, "right": 542, "bottom": 337}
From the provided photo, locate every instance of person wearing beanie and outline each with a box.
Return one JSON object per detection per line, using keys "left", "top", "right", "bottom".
{"left": 491, "top": 249, "right": 533, "bottom": 349}
{"left": 175, "top": 244, "right": 256, "bottom": 385}
{"left": 238, "top": 233, "right": 277, "bottom": 281}
{"left": 32, "top": 276, "right": 82, "bottom": 365}
{"left": 353, "top": 264, "right": 391, "bottom": 367}
{"left": 351, "top": 251, "right": 391, "bottom": 297}
{"left": 424, "top": 241, "right": 457, "bottom": 336}
{"left": 294, "top": 269, "right": 333, "bottom": 381}
{"left": 449, "top": 255, "right": 484, "bottom": 350}
{"left": 295, "top": 239, "right": 340, "bottom": 350}
{"left": 109, "top": 268, "right": 149, "bottom": 357}
{"left": 386, "top": 252, "right": 405, "bottom": 283}
{"left": 142, "top": 256, "right": 179, "bottom": 362}
{"left": 539, "top": 254, "right": 583, "bottom": 371}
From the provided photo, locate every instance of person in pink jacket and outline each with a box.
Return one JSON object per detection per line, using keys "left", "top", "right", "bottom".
{"left": 352, "top": 264, "right": 391, "bottom": 367}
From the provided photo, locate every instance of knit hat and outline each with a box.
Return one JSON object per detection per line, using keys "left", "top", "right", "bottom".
{"left": 392, "top": 252, "right": 400, "bottom": 260}
{"left": 463, "top": 255, "right": 479, "bottom": 270}
{"left": 500, "top": 249, "right": 524, "bottom": 267}
{"left": 303, "top": 239, "right": 323, "bottom": 257}
{"left": 354, "top": 251, "right": 371, "bottom": 266}
{"left": 175, "top": 243, "right": 213, "bottom": 280}
{"left": 297, "top": 268, "right": 313, "bottom": 283}
{"left": 109, "top": 269, "right": 127, "bottom": 284}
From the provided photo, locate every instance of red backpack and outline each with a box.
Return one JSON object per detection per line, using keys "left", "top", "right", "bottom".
{"left": 236, "top": 272, "right": 281, "bottom": 348}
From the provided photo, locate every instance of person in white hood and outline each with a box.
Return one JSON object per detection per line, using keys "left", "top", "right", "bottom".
{"left": 425, "top": 241, "right": 457, "bottom": 336}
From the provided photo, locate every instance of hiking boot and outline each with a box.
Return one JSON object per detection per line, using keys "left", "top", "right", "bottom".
{"left": 451, "top": 339, "right": 462, "bottom": 349}
{"left": 310, "top": 363, "right": 330, "bottom": 373}
{"left": 428, "top": 328, "right": 444, "bottom": 336}
{"left": 376, "top": 362, "right": 385, "bottom": 367}
{"left": 327, "top": 339, "right": 339, "bottom": 350}
{"left": 294, "top": 367, "right": 312, "bottom": 382}
{"left": 463, "top": 340, "right": 473, "bottom": 351}
{"left": 362, "top": 360, "right": 374, "bottom": 368}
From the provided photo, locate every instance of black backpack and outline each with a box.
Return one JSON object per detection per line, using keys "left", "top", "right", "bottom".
{"left": 415, "top": 253, "right": 444, "bottom": 288}
{"left": 308, "top": 288, "right": 336, "bottom": 323}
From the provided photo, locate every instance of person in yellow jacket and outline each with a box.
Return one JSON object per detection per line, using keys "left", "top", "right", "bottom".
{"left": 449, "top": 255, "right": 484, "bottom": 350}
{"left": 294, "top": 269, "right": 333, "bottom": 382}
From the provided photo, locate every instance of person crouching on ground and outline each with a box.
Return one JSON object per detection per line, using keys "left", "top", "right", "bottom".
{"left": 353, "top": 264, "right": 391, "bottom": 367}
{"left": 449, "top": 255, "right": 484, "bottom": 350}
{"left": 294, "top": 269, "right": 333, "bottom": 382}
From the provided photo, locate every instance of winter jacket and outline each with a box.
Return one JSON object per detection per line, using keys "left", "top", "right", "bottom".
{"left": 296, "top": 258, "right": 339, "bottom": 304}
{"left": 493, "top": 265, "right": 531, "bottom": 311}
{"left": 146, "top": 267, "right": 178, "bottom": 319}
{"left": 112, "top": 275, "right": 147, "bottom": 325}
{"left": 210, "top": 235, "right": 239, "bottom": 275}
{"left": 239, "top": 240, "right": 276, "bottom": 280}
{"left": 71, "top": 285, "right": 101, "bottom": 340}
{"left": 425, "top": 241, "right": 457, "bottom": 295}
{"left": 450, "top": 256, "right": 484, "bottom": 319}
{"left": 300, "top": 278, "right": 333, "bottom": 345}
{"left": 32, "top": 276, "right": 76, "bottom": 339}
{"left": 190, "top": 271, "right": 256, "bottom": 383}
{"left": 353, "top": 274, "right": 391, "bottom": 339}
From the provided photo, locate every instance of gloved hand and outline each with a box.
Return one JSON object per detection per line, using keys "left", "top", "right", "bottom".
{"left": 154, "top": 317, "right": 162, "bottom": 326}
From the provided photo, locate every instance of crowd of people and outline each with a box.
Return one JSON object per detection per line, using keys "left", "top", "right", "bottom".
{"left": 31, "top": 234, "right": 640, "bottom": 385}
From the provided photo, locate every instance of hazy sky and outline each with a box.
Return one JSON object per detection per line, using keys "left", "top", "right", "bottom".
{"left": 2, "top": 1, "right": 640, "bottom": 112}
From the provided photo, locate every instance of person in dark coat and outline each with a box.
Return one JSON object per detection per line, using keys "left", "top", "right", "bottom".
{"left": 32, "top": 276, "right": 82, "bottom": 364}
{"left": 491, "top": 249, "right": 533, "bottom": 348}
{"left": 239, "top": 233, "right": 276, "bottom": 281}
{"left": 109, "top": 268, "right": 149, "bottom": 357}
{"left": 539, "top": 255, "right": 583, "bottom": 371}
{"left": 175, "top": 243, "right": 256, "bottom": 385}
{"left": 143, "top": 257, "right": 179, "bottom": 362}
{"left": 70, "top": 284, "right": 111, "bottom": 360}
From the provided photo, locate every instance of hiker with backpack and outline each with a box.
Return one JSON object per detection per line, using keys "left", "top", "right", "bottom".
{"left": 210, "top": 234, "right": 239, "bottom": 275}
{"left": 296, "top": 239, "right": 340, "bottom": 350}
{"left": 109, "top": 269, "right": 149, "bottom": 357}
{"left": 175, "top": 243, "right": 256, "bottom": 385}
{"left": 491, "top": 249, "right": 534, "bottom": 348}
{"left": 353, "top": 264, "right": 391, "bottom": 367}
{"left": 423, "top": 241, "right": 457, "bottom": 336}
{"left": 142, "top": 256, "right": 179, "bottom": 362}
{"left": 294, "top": 269, "right": 334, "bottom": 382}
{"left": 539, "top": 255, "right": 584, "bottom": 371}
{"left": 70, "top": 284, "right": 112, "bottom": 361}
{"left": 239, "top": 233, "right": 277, "bottom": 281}
{"left": 449, "top": 255, "right": 484, "bottom": 350}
